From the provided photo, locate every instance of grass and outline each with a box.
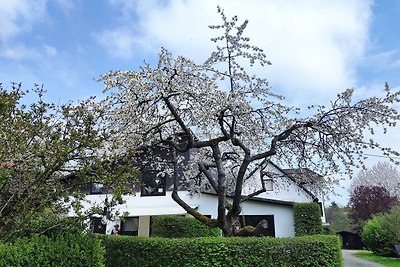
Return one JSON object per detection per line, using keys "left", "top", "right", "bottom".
{"left": 354, "top": 250, "right": 400, "bottom": 267}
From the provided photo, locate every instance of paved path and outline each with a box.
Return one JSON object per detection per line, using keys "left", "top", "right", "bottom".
{"left": 342, "top": 250, "right": 386, "bottom": 267}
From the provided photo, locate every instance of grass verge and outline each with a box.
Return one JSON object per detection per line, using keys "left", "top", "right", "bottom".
{"left": 354, "top": 250, "right": 400, "bottom": 267}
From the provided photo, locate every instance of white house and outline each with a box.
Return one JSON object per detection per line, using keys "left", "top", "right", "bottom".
{"left": 73, "top": 160, "right": 326, "bottom": 238}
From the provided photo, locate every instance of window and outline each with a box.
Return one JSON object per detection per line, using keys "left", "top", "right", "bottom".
{"left": 264, "top": 179, "right": 274, "bottom": 191}
{"left": 141, "top": 171, "right": 166, "bottom": 196}
{"left": 90, "top": 182, "right": 104, "bottom": 194}
{"left": 261, "top": 172, "right": 274, "bottom": 191}
{"left": 121, "top": 217, "right": 139, "bottom": 236}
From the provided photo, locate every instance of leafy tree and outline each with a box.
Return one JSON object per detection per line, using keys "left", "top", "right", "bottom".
{"left": 325, "top": 202, "right": 352, "bottom": 233}
{"left": 350, "top": 162, "right": 400, "bottom": 199}
{"left": 15, "top": 211, "right": 87, "bottom": 239}
{"left": 0, "top": 83, "right": 137, "bottom": 241}
{"left": 349, "top": 186, "right": 398, "bottom": 231}
{"left": 99, "top": 8, "right": 400, "bottom": 236}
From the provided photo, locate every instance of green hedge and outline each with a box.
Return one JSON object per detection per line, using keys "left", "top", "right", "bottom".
{"left": 151, "top": 215, "right": 221, "bottom": 238}
{"left": 101, "top": 234, "right": 342, "bottom": 267}
{"left": 0, "top": 234, "right": 105, "bottom": 267}
{"left": 294, "top": 202, "right": 323, "bottom": 236}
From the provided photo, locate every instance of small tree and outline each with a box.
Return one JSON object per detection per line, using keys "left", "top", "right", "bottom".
{"left": 99, "top": 8, "right": 400, "bottom": 236}
{"left": 325, "top": 202, "right": 352, "bottom": 233}
{"left": 0, "top": 83, "right": 137, "bottom": 241}
{"left": 349, "top": 186, "right": 398, "bottom": 231}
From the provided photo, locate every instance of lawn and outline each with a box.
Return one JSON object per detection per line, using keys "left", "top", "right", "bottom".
{"left": 354, "top": 251, "right": 400, "bottom": 267}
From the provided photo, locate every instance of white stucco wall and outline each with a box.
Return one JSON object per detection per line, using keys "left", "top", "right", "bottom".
{"left": 72, "top": 191, "right": 297, "bottom": 237}
{"left": 182, "top": 192, "right": 295, "bottom": 237}
{"left": 72, "top": 158, "right": 328, "bottom": 238}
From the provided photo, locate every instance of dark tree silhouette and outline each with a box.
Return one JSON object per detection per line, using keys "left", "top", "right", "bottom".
{"left": 349, "top": 185, "right": 398, "bottom": 231}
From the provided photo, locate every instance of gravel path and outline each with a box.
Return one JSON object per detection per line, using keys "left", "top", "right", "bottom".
{"left": 342, "top": 250, "right": 387, "bottom": 267}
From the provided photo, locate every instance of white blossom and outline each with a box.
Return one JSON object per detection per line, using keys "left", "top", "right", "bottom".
{"left": 98, "top": 8, "right": 400, "bottom": 235}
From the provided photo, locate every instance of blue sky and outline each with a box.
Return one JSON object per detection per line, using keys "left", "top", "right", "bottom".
{"left": 1, "top": 0, "right": 400, "bottom": 205}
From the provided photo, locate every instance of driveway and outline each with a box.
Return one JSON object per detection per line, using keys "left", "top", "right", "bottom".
{"left": 342, "top": 250, "right": 386, "bottom": 267}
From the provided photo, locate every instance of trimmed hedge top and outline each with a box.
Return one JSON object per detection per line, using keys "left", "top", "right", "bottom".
{"left": 151, "top": 215, "right": 221, "bottom": 238}
{"left": 0, "top": 234, "right": 105, "bottom": 267}
{"left": 101, "top": 234, "right": 342, "bottom": 267}
{"left": 294, "top": 202, "right": 323, "bottom": 236}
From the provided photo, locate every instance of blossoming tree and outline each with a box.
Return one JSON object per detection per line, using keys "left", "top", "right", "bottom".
{"left": 0, "top": 83, "right": 136, "bottom": 240}
{"left": 99, "top": 8, "right": 400, "bottom": 236}
{"left": 350, "top": 162, "right": 400, "bottom": 199}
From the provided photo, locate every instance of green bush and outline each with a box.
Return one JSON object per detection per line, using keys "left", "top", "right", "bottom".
{"left": 15, "top": 213, "right": 86, "bottom": 239}
{"left": 100, "top": 234, "right": 342, "bottom": 267}
{"left": 362, "top": 217, "right": 394, "bottom": 256}
{"left": 151, "top": 215, "right": 221, "bottom": 238}
{"left": 0, "top": 234, "right": 104, "bottom": 267}
{"left": 294, "top": 202, "right": 323, "bottom": 236}
{"left": 378, "top": 205, "right": 400, "bottom": 245}
{"left": 362, "top": 205, "right": 400, "bottom": 256}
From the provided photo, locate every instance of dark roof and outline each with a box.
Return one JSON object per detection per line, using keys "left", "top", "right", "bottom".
{"left": 266, "top": 161, "right": 316, "bottom": 199}
{"left": 282, "top": 168, "right": 323, "bottom": 185}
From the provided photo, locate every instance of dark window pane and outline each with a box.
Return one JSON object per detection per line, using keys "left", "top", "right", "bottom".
{"left": 141, "top": 171, "right": 166, "bottom": 196}
{"left": 90, "top": 182, "right": 104, "bottom": 194}
{"left": 121, "top": 217, "right": 139, "bottom": 236}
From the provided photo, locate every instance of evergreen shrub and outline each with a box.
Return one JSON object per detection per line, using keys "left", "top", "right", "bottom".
{"left": 294, "top": 202, "right": 323, "bottom": 236}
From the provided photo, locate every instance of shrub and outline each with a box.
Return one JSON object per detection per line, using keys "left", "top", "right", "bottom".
{"left": 0, "top": 234, "right": 104, "bottom": 267}
{"left": 362, "top": 205, "right": 400, "bottom": 256}
{"left": 151, "top": 215, "right": 221, "bottom": 238}
{"left": 100, "top": 234, "right": 341, "bottom": 267}
{"left": 293, "top": 202, "right": 323, "bottom": 236}
{"left": 362, "top": 217, "right": 394, "bottom": 256}
{"left": 15, "top": 213, "right": 86, "bottom": 239}
{"left": 378, "top": 205, "right": 400, "bottom": 245}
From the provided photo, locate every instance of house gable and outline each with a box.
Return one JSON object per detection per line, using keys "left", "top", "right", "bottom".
{"left": 242, "top": 161, "right": 315, "bottom": 203}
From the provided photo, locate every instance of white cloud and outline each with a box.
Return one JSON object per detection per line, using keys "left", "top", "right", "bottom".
{"left": 56, "top": 0, "right": 75, "bottom": 13}
{"left": 96, "top": 0, "right": 373, "bottom": 105}
{"left": 92, "top": 29, "right": 141, "bottom": 59}
{"left": 0, "top": 0, "right": 47, "bottom": 43}
{"left": 0, "top": 44, "right": 40, "bottom": 60}
{"left": 43, "top": 44, "right": 57, "bottom": 57}
{"left": 0, "top": 43, "right": 58, "bottom": 61}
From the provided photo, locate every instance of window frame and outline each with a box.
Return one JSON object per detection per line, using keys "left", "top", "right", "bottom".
{"left": 261, "top": 171, "right": 274, "bottom": 191}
